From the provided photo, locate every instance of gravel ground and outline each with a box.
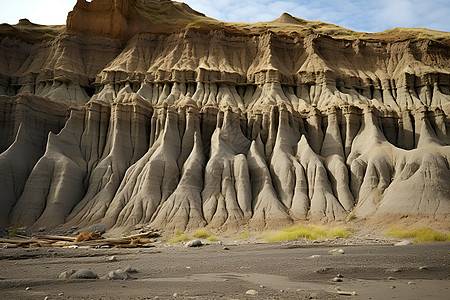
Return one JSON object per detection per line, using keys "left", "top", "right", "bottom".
{"left": 0, "top": 240, "right": 449, "bottom": 299}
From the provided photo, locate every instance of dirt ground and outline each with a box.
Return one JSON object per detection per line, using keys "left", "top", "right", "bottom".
{"left": 0, "top": 236, "right": 449, "bottom": 300}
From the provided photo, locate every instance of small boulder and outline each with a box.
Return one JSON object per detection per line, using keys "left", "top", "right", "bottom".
{"left": 185, "top": 240, "right": 203, "bottom": 247}
{"left": 245, "top": 289, "right": 258, "bottom": 295}
{"left": 124, "top": 266, "right": 138, "bottom": 273}
{"left": 72, "top": 269, "right": 98, "bottom": 279}
{"left": 108, "top": 269, "right": 130, "bottom": 280}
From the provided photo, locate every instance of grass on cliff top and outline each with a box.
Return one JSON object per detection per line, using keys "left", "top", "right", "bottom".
{"left": 266, "top": 224, "right": 353, "bottom": 242}
{"left": 386, "top": 226, "right": 450, "bottom": 243}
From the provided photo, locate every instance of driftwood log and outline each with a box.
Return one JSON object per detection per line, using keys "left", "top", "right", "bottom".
{"left": 0, "top": 231, "right": 159, "bottom": 248}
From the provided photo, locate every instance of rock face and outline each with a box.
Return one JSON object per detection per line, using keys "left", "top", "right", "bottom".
{"left": 0, "top": 0, "right": 449, "bottom": 231}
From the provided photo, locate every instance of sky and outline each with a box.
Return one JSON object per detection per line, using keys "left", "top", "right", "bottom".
{"left": 0, "top": 0, "right": 449, "bottom": 33}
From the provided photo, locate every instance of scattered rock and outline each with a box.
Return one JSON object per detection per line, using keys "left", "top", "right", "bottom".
{"left": 388, "top": 277, "right": 396, "bottom": 280}
{"left": 58, "top": 292, "right": 64, "bottom": 296}
{"left": 309, "top": 255, "right": 322, "bottom": 259}
{"left": 173, "top": 293, "right": 178, "bottom": 297}
{"left": 185, "top": 240, "right": 203, "bottom": 247}
{"left": 108, "top": 269, "right": 130, "bottom": 280}
{"left": 107, "top": 255, "right": 118, "bottom": 262}
{"left": 332, "top": 277, "right": 343, "bottom": 282}
{"left": 336, "top": 274, "right": 344, "bottom": 278}
{"left": 87, "top": 224, "right": 106, "bottom": 234}
{"left": 223, "top": 247, "right": 230, "bottom": 250}
{"left": 124, "top": 266, "right": 138, "bottom": 273}
{"left": 329, "top": 248, "right": 345, "bottom": 255}
{"left": 419, "top": 266, "right": 428, "bottom": 270}
{"left": 245, "top": 289, "right": 258, "bottom": 295}
{"left": 309, "top": 292, "right": 318, "bottom": 299}
{"left": 390, "top": 285, "right": 396, "bottom": 289}
{"left": 67, "top": 245, "right": 78, "bottom": 249}
{"left": 337, "top": 291, "right": 357, "bottom": 296}
{"left": 395, "top": 240, "right": 412, "bottom": 246}
{"left": 59, "top": 270, "right": 76, "bottom": 279}
{"left": 25, "top": 287, "right": 31, "bottom": 290}
{"left": 408, "top": 281, "right": 415, "bottom": 285}
{"left": 316, "top": 267, "right": 331, "bottom": 274}
{"left": 59, "top": 269, "right": 98, "bottom": 279}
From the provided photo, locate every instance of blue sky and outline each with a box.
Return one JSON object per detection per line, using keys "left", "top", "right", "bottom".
{"left": 1, "top": 0, "right": 449, "bottom": 33}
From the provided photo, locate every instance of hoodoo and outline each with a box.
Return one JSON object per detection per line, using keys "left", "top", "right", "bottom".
{"left": 0, "top": 0, "right": 449, "bottom": 232}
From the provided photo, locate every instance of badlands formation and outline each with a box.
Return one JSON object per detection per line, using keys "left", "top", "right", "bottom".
{"left": 0, "top": 0, "right": 449, "bottom": 233}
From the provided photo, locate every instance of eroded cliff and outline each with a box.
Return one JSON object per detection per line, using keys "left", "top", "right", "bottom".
{"left": 0, "top": 0, "right": 449, "bottom": 232}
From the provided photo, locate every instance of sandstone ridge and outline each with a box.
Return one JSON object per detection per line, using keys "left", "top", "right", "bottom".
{"left": 0, "top": 0, "right": 449, "bottom": 232}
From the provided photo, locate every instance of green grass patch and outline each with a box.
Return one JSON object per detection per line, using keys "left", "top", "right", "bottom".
{"left": 386, "top": 227, "right": 450, "bottom": 243}
{"left": 167, "top": 234, "right": 191, "bottom": 244}
{"left": 208, "top": 236, "right": 219, "bottom": 242}
{"left": 237, "top": 231, "right": 250, "bottom": 239}
{"left": 266, "top": 224, "right": 352, "bottom": 242}
{"left": 192, "top": 228, "right": 213, "bottom": 239}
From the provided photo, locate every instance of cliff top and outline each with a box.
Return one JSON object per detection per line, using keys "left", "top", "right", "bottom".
{"left": 0, "top": 0, "right": 448, "bottom": 43}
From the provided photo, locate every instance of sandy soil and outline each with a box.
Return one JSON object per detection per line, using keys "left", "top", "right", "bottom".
{"left": 0, "top": 237, "right": 449, "bottom": 300}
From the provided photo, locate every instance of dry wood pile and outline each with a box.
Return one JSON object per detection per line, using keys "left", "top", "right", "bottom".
{"left": 0, "top": 231, "right": 159, "bottom": 248}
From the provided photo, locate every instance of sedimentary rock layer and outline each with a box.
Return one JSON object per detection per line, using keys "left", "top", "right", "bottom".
{"left": 0, "top": 0, "right": 449, "bottom": 231}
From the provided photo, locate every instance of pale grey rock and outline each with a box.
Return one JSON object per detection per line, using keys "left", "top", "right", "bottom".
{"left": 185, "top": 240, "right": 203, "bottom": 247}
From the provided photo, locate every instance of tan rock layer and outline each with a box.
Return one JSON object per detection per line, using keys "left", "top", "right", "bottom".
{"left": 1, "top": 94, "right": 449, "bottom": 231}
{"left": 0, "top": 6, "right": 449, "bottom": 231}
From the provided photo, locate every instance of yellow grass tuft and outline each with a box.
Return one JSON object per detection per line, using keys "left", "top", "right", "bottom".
{"left": 167, "top": 234, "right": 191, "bottom": 244}
{"left": 192, "top": 228, "right": 213, "bottom": 239}
{"left": 237, "top": 231, "right": 250, "bottom": 239}
{"left": 386, "top": 226, "right": 450, "bottom": 243}
{"left": 266, "top": 224, "right": 352, "bottom": 242}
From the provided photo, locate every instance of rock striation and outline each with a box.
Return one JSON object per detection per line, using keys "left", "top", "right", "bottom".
{"left": 0, "top": 0, "right": 449, "bottom": 231}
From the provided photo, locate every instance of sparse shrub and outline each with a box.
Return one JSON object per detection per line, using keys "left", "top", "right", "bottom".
{"left": 386, "top": 226, "right": 450, "bottom": 243}
{"left": 237, "top": 231, "right": 250, "bottom": 239}
{"left": 208, "top": 236, "right": 219, "bottom": 242}
{"left": 192, "top": 228, "right": 213, "bottom": 239}
{"left": 266, "top": 224, "right": 352, "bottom": 242}
{"left": 167, "top": 234, "right": 191, "bottom": 244}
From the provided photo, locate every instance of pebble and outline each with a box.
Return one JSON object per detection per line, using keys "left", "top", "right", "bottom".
{"left": 309, "top": 255, "right": 322, "bottom": 259}
{"left": 390, "top": 285, "right": 396, "bottom": 289}
{"left": 185, "top": 240, "right": 203, "bottom": 247}
{"left": 245, "top": 289, "right": 258, "bottom": 295}
{"left": 332, "top": 277, "right": 343, "bottom": 282}
{"left": 58, "top": 292, "right": 64, "bottom": 296}
{"left": 395, "top": 240, "right": 412, "bottom": 246}
{"left": 173, "top": 293, "right": 178, "bottom": 297}
{"left": 329, "top": 248, "right": 345, "bottom": 255}
{"left": 25, "top": 287, "right": 31, "bottom": 290}
{"left": 336, "top": 274, "right": 344, "bottom": 278}
{"left": 108, "top": 255, "right": 118, "bottom": 262}
{"left": 337, "top": 291, "right": 357, "bottom": 296}
{"left": 388, "top": 277, "right": 396, "bottom": 280}
{"left": 419, "top": 266, "right": 428, "bottom": 270}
